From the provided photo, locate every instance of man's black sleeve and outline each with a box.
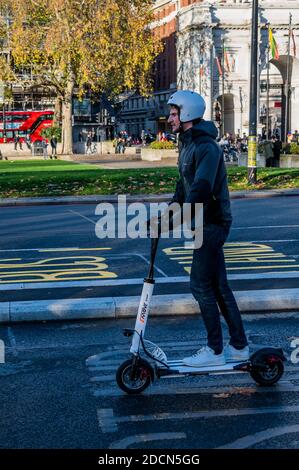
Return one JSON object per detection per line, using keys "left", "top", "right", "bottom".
{"left": 171, "top": 178, "right": 185, "bottom": 206}
{"left": 186, "top": 143, "right": 221, "bottom": 205}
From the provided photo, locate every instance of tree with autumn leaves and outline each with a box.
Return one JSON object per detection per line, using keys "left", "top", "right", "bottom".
{"left": 0, "top": 0, "right": 161, "bottom": 154}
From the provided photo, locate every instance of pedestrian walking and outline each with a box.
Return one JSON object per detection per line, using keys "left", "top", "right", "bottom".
{"left": 25, "top": 135, "right": 31, "bottom": 150}
{"left": 272, "top": 136, "right": 282, "bottom": 168}
{"left": 42, "top": 140, "right": 49, "bottom": 159}
{"left": 264, "top": 139, "right": 274, "bottom": 167}
{"left": 14, "top": 134, "right": 22, "bottom": 150}
{"left": 86, "top": 133, "right": 92, "bottom": 154}
{"left": 0, "top": 149, "right": 8, "bottom": 160}
{"left": 50, "top": 136, "right": 58, "bottom": 159}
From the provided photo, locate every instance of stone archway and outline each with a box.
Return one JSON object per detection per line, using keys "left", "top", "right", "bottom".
{"left": 215, "top": 93, "right": 236, "bottom": 136}
{"left": 260, "top": 55, "right": 299, "bottom": 139}
{"left": 260, "top": 61, "right": 283, "bottom": 138}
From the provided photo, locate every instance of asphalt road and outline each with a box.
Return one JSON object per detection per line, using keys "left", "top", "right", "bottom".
{"left": 0, "top": 313, "right": 299, "bottom": 450}
{"left": 1, "top": 196, "right": 299, "bottom": 453}
{"left": 0, "top": 196, "right": 299, "bottom": 302}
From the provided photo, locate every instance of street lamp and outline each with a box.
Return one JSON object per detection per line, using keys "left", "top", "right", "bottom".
{"left": 0, "top": 84, "right": 7, "bottom": 143}
{"left": 248, "top": 0, "right": 258, "bottom": 184}
{"left": 239, "top": 86, "right": 243, "bottom": 135}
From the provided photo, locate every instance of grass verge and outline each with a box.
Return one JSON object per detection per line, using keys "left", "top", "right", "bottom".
{"left": 0, "top": 160, "right": 299, "bottom": 198}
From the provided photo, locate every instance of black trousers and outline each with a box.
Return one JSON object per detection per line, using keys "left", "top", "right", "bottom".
{"left": 190, "top": 224, "right": 248, "bottom": 354}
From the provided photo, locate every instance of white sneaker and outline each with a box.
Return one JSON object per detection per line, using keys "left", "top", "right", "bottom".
{"left": 182, "top": 346, "right": 226, "bottom": 368}
{"left": 224, "top": 344, "right": 249, "bottom": 363}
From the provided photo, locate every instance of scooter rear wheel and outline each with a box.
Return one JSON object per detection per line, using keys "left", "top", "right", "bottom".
{"left": 116, "top": 358, "right": 153, "bottom": 394}
{"left": 250, "top": 353, "right": 284, "bottom": 386}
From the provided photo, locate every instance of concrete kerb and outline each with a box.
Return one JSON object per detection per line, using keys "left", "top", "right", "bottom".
{"left": 1, "top": 289, "right": 299, "bottom": 323}
{"left": 8, "top": 297, "right": 116, "bottom": 323}
{"left": 0, "top": 303, "right": 9, "bottom": 323}
{"left": 1, "top": 189, "right": 299, "bottom": 207}
{"left": 0, "top": 194, "right": 173, "bottom": 207}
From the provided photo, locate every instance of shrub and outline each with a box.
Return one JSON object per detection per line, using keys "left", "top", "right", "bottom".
{"left": 149, "top": 141, "right": 176, "bottom": 150}
{"left": 289, "top": 143, "right": 299, "bottom": 155}
{"left": 282, "top": 143, "right": 291, "bottom": 154}
{"left": 41, "top": 126, "right": 62, "bottom": 142}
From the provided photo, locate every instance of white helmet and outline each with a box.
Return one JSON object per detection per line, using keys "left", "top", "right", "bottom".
{"left": 167, "top": 90, "right": 206, "bottom": 123}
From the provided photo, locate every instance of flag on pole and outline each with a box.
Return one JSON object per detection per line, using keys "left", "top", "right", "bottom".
{"left": 224, "top": 47, "right": 231, "bottom": 72}
{"left": 231, "top": 56, "right": 236, "bottom": 72}
{"left": 291, "top": 29, "right": 297, "bottom": 57}
{"left": 199, "top": 58, "right": 204, "bottom": 77}
{"left": 269, "top": 28, "right": 280, "bottom": 60}
{"left": 216, "top": 57, "right": 223, "bottom": 76}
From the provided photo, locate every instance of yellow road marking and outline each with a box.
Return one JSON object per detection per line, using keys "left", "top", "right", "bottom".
{"left": 0, "top": 259, "right": 22, "bottom": 262}
{"left": 228, "top": 265, "right": 299, "bottom": 270}
{"left": 0, "top": 271, "right": 117, "bottom": 283}
{"left": 163, "top": 243, "right": 298, "bottom": 275}
{"left": 0, "top": 253, "right": 117, "bottom": 283}
{"left": 178, "top": 259, "right": 296, "bottom": 269}
{"left": 0, "top": 256, "right": 108, "bottom": 269}
{"left": 171, "top": 253, "right": 289, "bottom": 262}
{"left": 183, "top": 265, "right": 299, "bottom": 274}
{"left": 39, "top": 248, "right": 112, "bottom": 252}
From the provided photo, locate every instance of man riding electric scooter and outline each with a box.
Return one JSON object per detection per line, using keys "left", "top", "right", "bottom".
{"left": 116, "top": 91, "right": 285, "bottom": 394}
{"left": 167, "top": 90, "right": 249, "bottom": 368}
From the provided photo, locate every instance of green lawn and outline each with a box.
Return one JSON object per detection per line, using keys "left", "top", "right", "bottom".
{"left": 0, "top": 160, "right": 299, "bottom": 198}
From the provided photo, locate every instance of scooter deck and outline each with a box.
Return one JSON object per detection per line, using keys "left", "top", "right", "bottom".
{"left": 157, "top": 359, "right": 250, "bottom": 376}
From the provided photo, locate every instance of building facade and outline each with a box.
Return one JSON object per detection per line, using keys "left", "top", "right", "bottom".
{"left": 119, "top": 0, "right": 299, "bottom": 138}
{"left": 117, "top": 0, "right": 179, "bottom": 136}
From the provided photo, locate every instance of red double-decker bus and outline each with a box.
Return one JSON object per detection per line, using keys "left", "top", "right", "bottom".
{"left": 0, "top": 110, "right": 54, "bottom": 143}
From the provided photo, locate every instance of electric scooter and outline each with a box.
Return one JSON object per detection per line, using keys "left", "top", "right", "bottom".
{"left": 116, "top": 237, "right": 285, "bottom": 394}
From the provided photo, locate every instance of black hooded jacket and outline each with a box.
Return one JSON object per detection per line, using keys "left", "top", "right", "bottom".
{"left": 172, "top": 120, "right": 232, "bottom": 228}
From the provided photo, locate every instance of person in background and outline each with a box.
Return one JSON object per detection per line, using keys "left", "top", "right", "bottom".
{"left": 264, "top": 138, "right": 274, "bottom": 167}
{"left": 0, "top": 149, "right": 8, "bottom": 160}
{"left": 86, "top": 132, "right": 92, "bottom": 154}
{"left": 14, "top": 133, "right": 22, "bottom": 150}
{"left": 272, "top": 136, "right": 282, "bottom": 168}
{"left": 50, "top": 136, "right": 58, "bottom": 159}
{"left": 141, "top": 129, "right": 146, "bottom": 147}
{"left": 42, "top": 139, "right": 49, "bottom": 159}
{"left": 25, "top": 134, "right": 31, "bottom": 150}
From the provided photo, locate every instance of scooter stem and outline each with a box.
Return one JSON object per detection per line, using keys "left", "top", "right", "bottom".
{"left": 147, "top": 237, "right": 160, "bottom": 281}
{"left": 130, "top": 237, "right": 159, "bottom": 355}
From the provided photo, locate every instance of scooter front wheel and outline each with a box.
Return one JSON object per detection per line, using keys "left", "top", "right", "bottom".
{"left": 116, "top": 358, "right": 154, "bottom": 394}
{"left": 250, "top": 353, "right": 284, "bottom": 386}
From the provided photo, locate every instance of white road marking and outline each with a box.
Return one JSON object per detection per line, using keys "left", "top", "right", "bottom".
{"left": 97, "top": 408, "right": 118, "bottom": 434}
{"left": 68, "top": 210, "right": 97, "bottom": 225}
{"left": 109, "top": 432, "right": 186, "bottom": 449}
{"left": 0, "top": 239, "right": 297, "bottom": 253}
{"left": 218, "top": 425, "right": 299, "bottom": 449}
{"left": 233, "top": 225, "right": 299, "bottom": 230}
{"left": 1, "top": 270, "right": 299, "bottom": 291}
{"left": 7, "top": 327, "right": 18, "bottom": 357}
{"left": 247, "top": 240, "right": 299, "bottom": 243}
{"left": 99, "top": 405, "right": 299, "bottom": 427}
{"left": 93, "top": 383, "right": 299, "bottom": 398}
{"left": 90, "top": 370, "right": 299, "bottom": 383}
{"left": 137, "top": 254, "right": 168, "bottom": 278}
